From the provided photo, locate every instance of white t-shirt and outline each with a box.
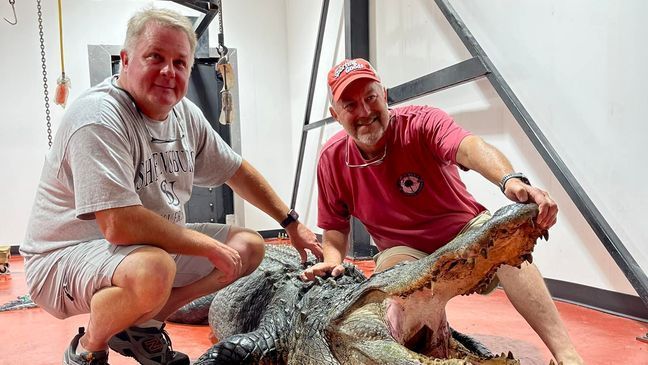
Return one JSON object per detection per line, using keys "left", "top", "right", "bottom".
{"left": 21, "top": 75, "right": 242, "bottom": 255}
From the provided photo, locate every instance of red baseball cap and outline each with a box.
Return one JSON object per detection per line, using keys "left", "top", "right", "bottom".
{"left": 327, "top": 58, "right": 381, "bottom": 102}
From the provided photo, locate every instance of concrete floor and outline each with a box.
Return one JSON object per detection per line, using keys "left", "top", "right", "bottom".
{"left": 1, "top": 245, "right": 646, "bottom": 365}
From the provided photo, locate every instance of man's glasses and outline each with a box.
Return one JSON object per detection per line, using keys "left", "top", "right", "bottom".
{"left": 143, "top": 108, "right": 186, "bottom": 144}
{"left": 345, "top": 136, "right": 387, "bottom": 168}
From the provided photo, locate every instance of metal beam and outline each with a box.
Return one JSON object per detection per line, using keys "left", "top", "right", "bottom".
{"left": 387, "top": 56, "right": 489, "bottom": 105}
{"left": 169, "top": 0, "right": 218, "bottom": 13}
{"left": 342, "top": 0, "right": 373, "bottom": 258}
{"left": 434, "top": 0, "right": 648, "bottom": 308}
{"left": 290, "top": 0, "right": 331, "bottom": 209}
{"left": 304, "top": 56, "right": 490, "bottom": 131}
{"left": 169, "top": 0, "right": 219, "bottom": 40}
{"left": 344, "top": 0, "right": 369, "bottom": 59}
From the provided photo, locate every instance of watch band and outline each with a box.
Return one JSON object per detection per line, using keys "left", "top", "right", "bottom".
{"left": 280, "top": 209, "right": 299, "bottom": 228}
{"left": 499, "top": 172, "right": 531, "bottom": 193}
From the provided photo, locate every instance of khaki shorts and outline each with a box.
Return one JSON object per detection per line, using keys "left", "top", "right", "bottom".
{"left": 373, "top": 211, "right": 499, "bottom": 295}
{"left": 24, "top": 222, "right": 229, "bottom": 319}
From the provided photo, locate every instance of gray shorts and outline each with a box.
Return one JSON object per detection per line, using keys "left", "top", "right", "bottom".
{"left": 24, "top": 222, "right": 229, "bottom": 319}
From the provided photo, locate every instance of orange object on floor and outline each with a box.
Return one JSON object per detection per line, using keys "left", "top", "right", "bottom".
{"left": 1, "top": 248, "right": 646, "bottom": 364}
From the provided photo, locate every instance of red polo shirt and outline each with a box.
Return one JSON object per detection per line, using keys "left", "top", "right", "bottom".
{"left": 317, "top": 105, "right": 486, "bottom": 254}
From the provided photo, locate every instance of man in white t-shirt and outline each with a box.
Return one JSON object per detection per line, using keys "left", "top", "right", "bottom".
{"left": 21, "top": 8, "right": 322, "bottom": 365}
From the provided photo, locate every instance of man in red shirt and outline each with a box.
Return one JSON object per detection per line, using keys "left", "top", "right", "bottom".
{"left": 301, "top": 58, "right": 583, "bottom": 364}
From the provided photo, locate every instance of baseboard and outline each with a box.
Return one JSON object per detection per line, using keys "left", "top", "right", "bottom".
{"left": 258, "top": 229, "right": 323, "bottom": 242}
{"left": 545, "top": 278, "right": 648, "bottom": 322}
{"left": 258, "top": 229, "right": 285, "bottom": 239}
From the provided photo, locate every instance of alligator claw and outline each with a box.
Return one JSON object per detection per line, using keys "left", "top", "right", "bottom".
{"left": 542, "top": 230, "right": 549, "bottom": 241}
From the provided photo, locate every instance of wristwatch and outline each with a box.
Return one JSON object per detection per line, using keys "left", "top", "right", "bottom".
{"left": 280, "top": 209, "right": 299, "bottom": 228}
{"left": 499, "top": 172, "right": 531, "bottom": 193}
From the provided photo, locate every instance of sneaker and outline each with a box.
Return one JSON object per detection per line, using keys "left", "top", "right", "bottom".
{"left": 108, "top": 323, "right": 189, "bottom": 365}
{"left": 63, "top": 327, "right": 109, "bottom": 365}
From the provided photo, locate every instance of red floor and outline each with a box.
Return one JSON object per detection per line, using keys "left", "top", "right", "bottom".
{"left": 1, "top": 248, "right": 646, "bottom": 365}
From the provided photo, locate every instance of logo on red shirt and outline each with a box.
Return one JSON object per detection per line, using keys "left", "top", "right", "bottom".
{"left": 398, "top": 173, "right": 424, "bottom": 196}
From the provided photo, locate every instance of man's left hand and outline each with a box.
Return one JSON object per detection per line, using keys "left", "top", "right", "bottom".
{"left": 504, "top": 179, "right": 558, "bottom": 229}
{"left": 286, "top": 222, "right": 323, "bottom": 263}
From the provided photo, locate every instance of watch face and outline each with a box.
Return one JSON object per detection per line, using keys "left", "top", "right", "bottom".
{"left": 281, "top": 209, "right": 299, "bottom": 228}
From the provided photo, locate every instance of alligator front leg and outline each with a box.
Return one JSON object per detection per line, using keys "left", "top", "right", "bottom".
{"left": 193, "top": 329, "right": 279, "bottom": 365}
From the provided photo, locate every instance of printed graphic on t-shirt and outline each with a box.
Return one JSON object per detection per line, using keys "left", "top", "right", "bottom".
{"left": 397, "top": 172, "right": 424, "bottom": 196}
{"left": 134, "top": 148, "right": 196, "bottom": 224}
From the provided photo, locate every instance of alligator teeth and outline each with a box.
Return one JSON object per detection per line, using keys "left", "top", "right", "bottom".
{"left": 523, "top": 254, "right": 533, "bottom": 264}
{"left": 466, "top": 257, "right": 475, "bottom": 269}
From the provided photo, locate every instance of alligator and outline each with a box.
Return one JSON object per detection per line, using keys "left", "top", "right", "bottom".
{"left": 188, "top": 203, "right": 547, "bottom": 364}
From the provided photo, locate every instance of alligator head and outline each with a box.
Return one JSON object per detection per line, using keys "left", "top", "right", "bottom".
{"left": 193, "top": 203, "right": 546, "bottom": 364}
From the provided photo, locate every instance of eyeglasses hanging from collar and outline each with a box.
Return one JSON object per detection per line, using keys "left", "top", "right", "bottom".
{"left": 146, "top": 109, "right": 186, "bottom": 144}
{"left": 345, "top": 137, "right": 388, "bottom": 168}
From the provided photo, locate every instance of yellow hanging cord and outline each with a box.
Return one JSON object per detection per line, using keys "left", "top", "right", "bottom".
{"left": 57, "top": 0, "right": 64, "bottom": 75}
{"left": 54, "top": 0, "right": 70, "bottom": 107}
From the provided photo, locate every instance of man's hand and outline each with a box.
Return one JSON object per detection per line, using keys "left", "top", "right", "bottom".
{"left": 207, "top": 242, "right": 243, "bottom": 283}
{"left": 300, "top": 261, "right": 345, "bottom": 281}
{"left": 504, "top": 179, "right": 558, "bottom": 229}
{"left": 286, "top": 222, "right": 323, "bottom": 263}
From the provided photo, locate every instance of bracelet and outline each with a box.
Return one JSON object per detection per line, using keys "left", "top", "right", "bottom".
{"left": 499, "top": 172, "right": 530, "bottom": 193}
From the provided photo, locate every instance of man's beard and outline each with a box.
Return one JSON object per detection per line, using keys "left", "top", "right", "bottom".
{"left": 356, "top": 124, "right": 385, "bottom": 146}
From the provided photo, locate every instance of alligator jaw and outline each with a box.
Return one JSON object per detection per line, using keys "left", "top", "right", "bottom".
{"left": 378, "top": 203, "right": 545, "bottom": 298}
{"left": 328, "top": 204, "right": 543, "bottom": 363}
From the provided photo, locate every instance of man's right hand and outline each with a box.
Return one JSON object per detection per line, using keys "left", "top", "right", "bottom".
{"left": 300, "top": 261, "right": 345, "bottom": 281}
{"left": 208, "top": 242, "right": 243, "bottom": 283}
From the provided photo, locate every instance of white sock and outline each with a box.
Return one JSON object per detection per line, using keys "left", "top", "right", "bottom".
{"left": 76, "top": 339, "right": 107, "bottom": 356}
{"left": 137, "top": 319, "right": 164, "bottom": 329}
{"left": 75, "top": 340, "right": 89, "bottom": 356}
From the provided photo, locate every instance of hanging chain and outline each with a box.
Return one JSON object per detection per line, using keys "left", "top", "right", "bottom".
{"left": 216, "top": 0, "right": 227, "bottom": 57}
{"left": 217, "top": 0, "right": 223, "bottom": 35}
{"left": 37, "top": 0, "right": 52, "bottom": 148}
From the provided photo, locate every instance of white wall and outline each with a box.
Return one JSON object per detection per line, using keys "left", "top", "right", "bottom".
{"left": 1, "top": 0, "right": 644, "bottom": 298}
{"left": 286, "top": 0, "right": 645, "bottom": 297}
{"left": 0, "top": 0, "right": 294, "bottom": 244}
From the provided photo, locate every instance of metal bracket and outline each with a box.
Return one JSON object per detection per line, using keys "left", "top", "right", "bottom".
{"left": 169, "top": 0, "right": 219, "bottom": 40}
